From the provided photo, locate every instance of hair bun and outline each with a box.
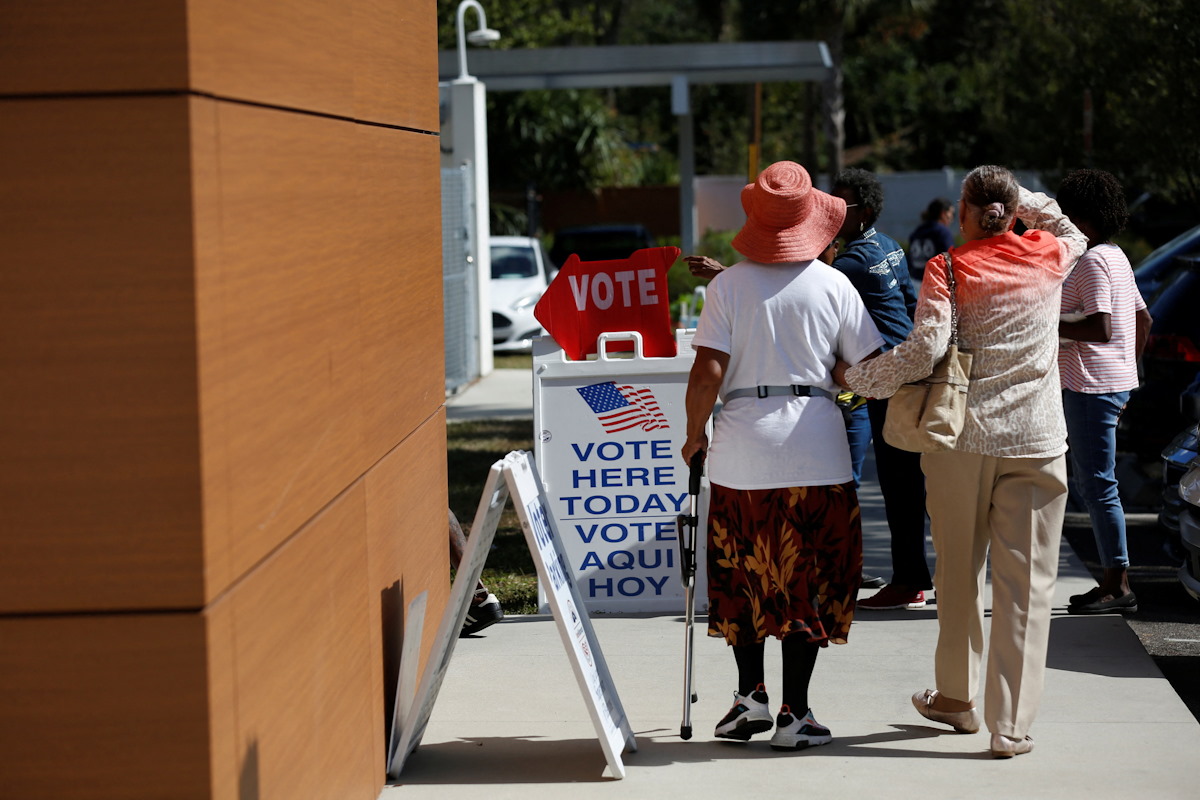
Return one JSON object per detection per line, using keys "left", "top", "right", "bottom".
{"left": 984, "top": 202, "right": 1005, "bottom": 218}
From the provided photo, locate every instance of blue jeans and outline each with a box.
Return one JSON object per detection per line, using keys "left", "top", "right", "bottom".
{"left": 843, "top": 404, "right": 871, "bottom": 488}
{"left": 842, "top": 401, "right": 932, "bottom": 589}
{"left": 1062, "top": 389, "right": 1131, "bottom": 568}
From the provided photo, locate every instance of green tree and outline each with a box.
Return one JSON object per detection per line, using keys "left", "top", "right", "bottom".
{"left": 906, "top": 0, "right": 1199, "bottom": 212}
{"left": 437, "top": 0, "right": 1200, "bottom": 229}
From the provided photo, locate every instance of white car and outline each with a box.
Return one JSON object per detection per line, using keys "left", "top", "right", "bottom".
{"left": 490, "top": 236, "right": 554, "bottom": 353}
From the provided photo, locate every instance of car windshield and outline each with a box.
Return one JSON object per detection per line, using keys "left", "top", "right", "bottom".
{"left": 1135, "top": 224, "right": 1200, "bottom": 279}
{"left": 491, "top": 246, "right": 539, "bottom": 279}
{"left": 553, "top": 232, "right": 652, "bottom": 263}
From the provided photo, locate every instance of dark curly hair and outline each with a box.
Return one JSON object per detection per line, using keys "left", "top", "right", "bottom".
{"left": 1055, "top": 168, "right": 1129, "bottom": 241}
{"left": 833, "top": 167, "right": 884, "bottom": 225}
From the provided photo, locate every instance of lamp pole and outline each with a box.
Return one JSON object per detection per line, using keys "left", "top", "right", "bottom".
{"left": 450, "top": 0, "right": 500, "bottom": 375}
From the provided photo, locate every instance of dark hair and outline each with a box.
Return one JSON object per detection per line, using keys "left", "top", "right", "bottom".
{"left": 1055, "top": 168, "right": 1129, "bottom": 241}
{"left": 961, "top": 165, "right": 1019, "bottom": 235}
{"left": 921, "top": 197, "right": 953, "bottom": 223}
{"left": 833, "top": 167, "right": 884, "bottom": 225}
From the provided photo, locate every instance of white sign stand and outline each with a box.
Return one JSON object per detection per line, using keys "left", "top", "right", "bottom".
{"left": 532, "top": 329, "right": 709, "bottom": 613}
{"left": 388, "top": 451, "right": 636, "bottom": 780}
{"left": 387, "top": 464, "right": 508, "bottom": 779}
{"left": 386, "top": 589, "right": 426, "bottom": 767}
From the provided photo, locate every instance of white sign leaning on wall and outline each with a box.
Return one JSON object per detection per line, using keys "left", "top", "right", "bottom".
{"left": 533, "top": 329, "right": 710, "bottom": 614}
{"left": 389, "top": 451, "right": 636, "bottom": 780}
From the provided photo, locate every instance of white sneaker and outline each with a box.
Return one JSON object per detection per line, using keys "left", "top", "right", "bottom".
{"left": 714, "top": 684, "right": 773, "bottom": 740}
{"left": 769, "top": 705, "right": 832, "bottom": 750}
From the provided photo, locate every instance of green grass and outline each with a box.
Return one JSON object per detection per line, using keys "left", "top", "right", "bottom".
{"left": 448, "top": 418, "right": 540, "bottom": 614}
{"left": 492, "top": 352, "right": 534, "bottom": 370}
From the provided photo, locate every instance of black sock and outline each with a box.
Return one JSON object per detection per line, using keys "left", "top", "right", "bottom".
{"left": 781, "top": 634, "right": 820, "bottom": 713}
{"left": 732, "top": 640, "right": 765, "bottom": 697}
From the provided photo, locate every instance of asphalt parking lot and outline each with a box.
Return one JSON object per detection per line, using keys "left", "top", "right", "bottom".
{"left": 1062, "top": 511, "right": 1200, "bottom": 722}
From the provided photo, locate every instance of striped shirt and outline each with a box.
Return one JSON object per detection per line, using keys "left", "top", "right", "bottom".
{"left": 1058, "top": 244, "right": 1146, "bottom": 394}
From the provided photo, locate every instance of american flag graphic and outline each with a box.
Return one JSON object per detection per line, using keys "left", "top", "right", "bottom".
{"left": 576, "top": 381, "right": 670, "bottom": 434}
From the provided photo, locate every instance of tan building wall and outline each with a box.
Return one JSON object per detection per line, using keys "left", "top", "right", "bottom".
{"left": 0, "top": 3, "right": 447, "bottom": 797}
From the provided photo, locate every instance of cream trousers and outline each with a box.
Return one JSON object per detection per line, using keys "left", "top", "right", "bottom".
{"left": 921, "top": 450, "right": 1068, "bottom": 739}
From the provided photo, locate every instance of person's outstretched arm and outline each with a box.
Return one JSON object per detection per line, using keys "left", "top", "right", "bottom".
{"left": 683, "top": 255, "right": 727, "bottom": 280}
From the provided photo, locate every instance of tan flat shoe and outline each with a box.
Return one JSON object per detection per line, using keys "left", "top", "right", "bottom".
{"left": 911, "top": 689, "right": 980, "bottom": 733}
{"left": 990, "top": 733, "right": 1034, "bottom": 758}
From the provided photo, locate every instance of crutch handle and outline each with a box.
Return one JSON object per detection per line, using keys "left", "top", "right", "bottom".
{"left": 688, "top": 451, "right": 704, "bottom": 497}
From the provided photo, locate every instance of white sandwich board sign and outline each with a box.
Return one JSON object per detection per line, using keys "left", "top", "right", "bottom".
{"left": 388, "top": 450, "right": 636, "bottom": 780}
{"left": 533, "top": 329, "right": 709, "bottom": 613}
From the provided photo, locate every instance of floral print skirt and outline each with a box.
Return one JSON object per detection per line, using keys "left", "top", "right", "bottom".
{"left": 707, "top": 482, "right": 863, "bottom": 647}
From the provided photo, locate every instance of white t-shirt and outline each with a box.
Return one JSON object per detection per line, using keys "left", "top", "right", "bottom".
{"left": 692, "top": 259, "right": 884, "bottom": 489}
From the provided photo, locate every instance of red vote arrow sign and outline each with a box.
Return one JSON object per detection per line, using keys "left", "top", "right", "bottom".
{"left": 534, "top": 246, "right": 681, "bottom": 361}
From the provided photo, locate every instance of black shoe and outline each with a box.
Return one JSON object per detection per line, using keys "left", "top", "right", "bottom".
{"left": 461, "top": 590, "right": 504, "bottom": 636}
{"left": 1068, "top": 586, "right": 1104, "bottom": 607}
{"left": 1067, "top": 591, "right": 1137, "bottom": 615}
{"left": 861, "top": 573, "right": 887, "bottom": 589}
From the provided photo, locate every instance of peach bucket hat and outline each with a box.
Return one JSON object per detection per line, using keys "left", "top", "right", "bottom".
{"left": 732, "top": 161, "right": 846, "bottom": 263}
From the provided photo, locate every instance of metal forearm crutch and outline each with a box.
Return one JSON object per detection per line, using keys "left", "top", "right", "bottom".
{"left": 678, "top": 451, "right": 704, "bottom": 740}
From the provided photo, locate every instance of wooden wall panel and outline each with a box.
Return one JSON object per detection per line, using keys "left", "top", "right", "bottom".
{"left": 0, "top": 97, "right": 206, "bottom": 613}
{"left": 204, "top": 597, "right": 240, "bottom": 800}
{"left": 0, "top": 1, "right": 437, "bottom": 130}
{"left": 188, "top": 0, "right": 438, "bottom": 128}
{"left": 0, "top": 97, "right": 445, "bottom": 613}
{"left": 0, "top": 614, "right": 212, "bottom": 800}
{"left": 198, "top": 100, "right": 365, "bottom": 582}
{"left": 190, "top": 97, "right": 235, "bottom": 603}
{"left": 223, "top": 482, "right": 377, "bottom": 800}
{"left": 194, "top": 100, "right": 444, "bottom": 597}
{"left": 194, "top": 100, "right": 352, "bottom": 585}
{"left": 0, "top": 1, "right": 188, "bottom": 94}
{"left": 187, "top": 0, "right": 356, "bottom": 118}
{"left": 352, "top": 0, "right": 440, "bottom": 129}
{"left": 364, "top": 414, "right": 451, "bottom": 778}
{"left": 2, "top": 2, "right": 447, "bottom": 797}
{"left": 355, "top": 124, "right": 445, "bottom": 451}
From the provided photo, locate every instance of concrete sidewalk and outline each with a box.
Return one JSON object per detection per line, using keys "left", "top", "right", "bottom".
{"left": 407, "top": 370, "right": 1199, "bottom": 798}
{"left": 445, "top": 368, "right": 535, "bottom": 422}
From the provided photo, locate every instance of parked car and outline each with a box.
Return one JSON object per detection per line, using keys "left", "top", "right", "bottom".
{"left": 1161, "top": 372, "right": 1200, "bottom": 600}
{"left": 1134, "top": 222, "right": 1200, "bottom": 302}
{"left": 490, "top": 236, "right": 554, "bottom": 353}
{"left": 1119, "top": 253, "right": 1200, "bottom": 462}
{"left": 548, "top": 223, "right": 656, "bottom": 269}
{"left": 1177, "top": 452, "right": 1200, "bottom": 601}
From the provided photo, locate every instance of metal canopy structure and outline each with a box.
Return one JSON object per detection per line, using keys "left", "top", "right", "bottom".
{"left": 437, "top": 41, "right": 834, "bottom": 251}
{"left": 437, "top": 41, "right": 831, "bottom": 91}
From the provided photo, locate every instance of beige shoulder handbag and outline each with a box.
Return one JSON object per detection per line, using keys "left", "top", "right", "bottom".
{"left": 882, "top": 251, "right": 973, "bottom": 453}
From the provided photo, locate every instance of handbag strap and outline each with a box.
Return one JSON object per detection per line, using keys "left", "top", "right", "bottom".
{"left": 944, "top": 251, "right": 959, "bottom": 347}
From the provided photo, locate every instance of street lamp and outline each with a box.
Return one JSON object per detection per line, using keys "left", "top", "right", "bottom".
{"left": 456, "top": 0, "right": 501, "bottom": 81}
{"left": 449, "top": 0, "right": 501, "bottom": 377}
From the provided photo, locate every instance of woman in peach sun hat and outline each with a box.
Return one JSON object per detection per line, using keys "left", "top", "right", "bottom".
{"left": 682, "top": 160, "right": 883, "bottom": 751}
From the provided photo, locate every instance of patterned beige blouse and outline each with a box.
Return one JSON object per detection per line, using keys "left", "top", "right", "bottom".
{"left": 844, "top": 189, "right": 1088, "bottom": 459}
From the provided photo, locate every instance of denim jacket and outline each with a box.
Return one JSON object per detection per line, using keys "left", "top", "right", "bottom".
{"left": 833, "top": 227, "right": 917, "bottom": 350}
